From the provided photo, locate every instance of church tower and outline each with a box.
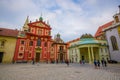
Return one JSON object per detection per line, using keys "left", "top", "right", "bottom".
{"left": 113, "top": 5, "right": 120, "bottom": 23}
{"left": 22, "top": 16, "right": 29, "bottom": 32}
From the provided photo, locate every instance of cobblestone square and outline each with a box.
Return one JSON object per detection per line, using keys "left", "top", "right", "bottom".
{"left": 0, "top": 63, "right": 120, "bottom": 80}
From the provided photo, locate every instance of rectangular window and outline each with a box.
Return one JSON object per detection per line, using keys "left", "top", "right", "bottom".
{"left": 1, "top": 41, "right": 5, "bottom": 47}
{"left": 38, "top": 29, "right": 42, "bottom": 35}
{"left": 105, "top": 48, "right": 107, "bottom": 53}
{"left": 37, "top": 39, "right": 41, "bottom": 46}
{"left": 21, "top": 41, "right": 24, "bottom": 44}
{"left": 20, "top": 47, "right": 23, "bottom": 50}
{"left": 101, "top": 48, "right": 103, "bottom": 53}
{"left": 49, "top": 31, "right": 51, "bottom": 35}
{"left": 75, "top": 49, "right": 77, "bottom": 53}
{"left": 72, "top": 49, "right": 73, "bottom": 54}
{"left": 44, "top": 42, "right": 47, "bottom": 47}
{"left": 115, "top": 16, "right": 119, "bottom": 23}
{"left": 51, "top": 43, "right": 54, "bottom": 47}
{"left": 29, "top": 41, "right": 33, "bottom": 46}
{"left": 60, "top": 46, "right": 63, "bottom": 50}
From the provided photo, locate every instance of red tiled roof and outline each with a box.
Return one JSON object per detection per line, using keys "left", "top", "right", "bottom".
{"left": 0, "top": 28, "right": 19, "bottom": 37}
{"left": 94, "top": 21, "right": 114, "bottom": 37}
{"left": 66, "top": 38, "right": 80, "bottom": 44}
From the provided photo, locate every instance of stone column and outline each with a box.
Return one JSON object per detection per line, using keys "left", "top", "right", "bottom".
{"left": 78, "top": 47, "right": 81, "bottom": 63}
{"left": 91, "top": 47, "right": 94, "bottom": 62}
{"left": 88, "top": 47, "right": 91, "bottom": 63}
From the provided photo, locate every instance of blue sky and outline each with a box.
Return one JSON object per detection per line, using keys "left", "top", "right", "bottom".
{"left": 0, "top": 0, "right": 120, "bottom": 42}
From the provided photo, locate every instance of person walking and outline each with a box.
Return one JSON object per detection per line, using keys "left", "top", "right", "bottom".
{"left": 94, "top": 59, "right": 97, "bottom": 69}
{"left": 101, "top": 58, "right": 107, "bottom": 68}
{"left": 104, "top": 60, "right": 107, "bottom": 67}
{"left": 101, "top": 59, "right": 104, "bottom": 67}
{"left": 97, "top": 60, "right": 100, "bottom": 69}
{"left": 79, "top": 60, "right": 82, "bottom": 64}
{"left": 32, "top": 58, "right": 35, "bottom": 65}
{"left": 66, "top": 60, "right": 69, "bottom": 66}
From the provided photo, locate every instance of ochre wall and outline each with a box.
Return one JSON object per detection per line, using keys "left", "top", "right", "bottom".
{"left": 0, "top": 36, "right": 17, "bottom": 63}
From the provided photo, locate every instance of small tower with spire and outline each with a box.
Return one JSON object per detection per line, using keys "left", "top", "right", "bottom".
{"left": 39, "top": 13, "right": 43, "bottom": 21}
{"left": 113, "top": 5, "right": 120, "bottom": 23}
{"left": 22, "top": 16, "right": 29, "bottom": 32}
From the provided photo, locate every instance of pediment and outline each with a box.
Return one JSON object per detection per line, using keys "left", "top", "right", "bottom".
{"left": 30, "top": 21, "right": 51, "bottom": 29}
{"left": 32, "top": 22, "right": 46, "bottom": 28}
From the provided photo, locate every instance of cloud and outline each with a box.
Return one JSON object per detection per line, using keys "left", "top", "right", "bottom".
{"left": 0, "top": 22, "right": 17, "bottom": 29}
{"left": 0, "top": 0, "right": 37, "bottom": 12}
{"left": 56, "top": 0, "right": 82, "bottom": 13}
{"left": 0, "top": 0, "right": 120, "bottom": 42}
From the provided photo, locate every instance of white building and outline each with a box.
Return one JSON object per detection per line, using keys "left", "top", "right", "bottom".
{"left": 103, "top": 6, "right": 120, "bottom": 62}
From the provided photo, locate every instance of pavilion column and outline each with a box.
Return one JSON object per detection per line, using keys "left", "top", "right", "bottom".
{"left": 88, "top": 47, "right": 91, "bottom": 63}
{"left": 98, "top": 48, "right": 100, "bottom": 60}
{"left": 91, "top": 47, "right": 94, "bottom": 62}
{"left": 78, "top": 48, "right": 81, "bottom": 62}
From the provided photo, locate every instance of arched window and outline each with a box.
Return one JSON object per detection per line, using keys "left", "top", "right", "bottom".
{"left": 37, "top": 39, "right": 41, "bottom": 46}
{"left": 110, "top": 36, "right": 118, "bottom": 50}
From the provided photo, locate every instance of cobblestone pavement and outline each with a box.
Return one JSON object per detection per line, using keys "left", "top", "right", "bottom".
{"left": 0, "top": 63, "right": 120, "bottom": 80}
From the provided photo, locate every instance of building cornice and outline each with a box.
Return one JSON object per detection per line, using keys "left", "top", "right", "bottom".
{"left": 103, "top": 22, "right": 120, "bottom": 32}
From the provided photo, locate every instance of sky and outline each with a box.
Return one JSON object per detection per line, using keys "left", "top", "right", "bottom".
{"left": 0, "top": 0, "right": 120, "bottom": 42}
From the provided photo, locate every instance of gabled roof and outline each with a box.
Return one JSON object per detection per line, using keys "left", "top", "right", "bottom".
{"left": 0, "top": 28, "right": 19, "bottom": 37}
{"left": 95, "top": 21, "right": 114, "bottom": 37}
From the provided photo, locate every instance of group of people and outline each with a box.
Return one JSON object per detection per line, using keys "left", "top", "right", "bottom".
{"left": 79, "top": 60, "right": 85, "bottom": 64}
{"left": 94, "top": 59, "right": 107, "bottom": 69}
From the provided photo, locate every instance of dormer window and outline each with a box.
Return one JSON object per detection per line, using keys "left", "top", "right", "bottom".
{"left": 115, "top": 16, "right": 119, "bottom": 23}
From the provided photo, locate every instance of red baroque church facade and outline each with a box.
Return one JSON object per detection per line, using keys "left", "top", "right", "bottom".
{"left": 14, "top": 16, "right": 52, "bottom": 62}
{"left": 13, "top": 16, "right": 68, "bottom": 63}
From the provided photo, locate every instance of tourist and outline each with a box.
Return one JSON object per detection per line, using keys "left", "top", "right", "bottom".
{"left": 66, "top": 60, "right": 69, "bottom": 66}
{"left": 97, "top": 60, "right": 100, "bottom": 69}
{"left": 104, "top": 60, "right": 107, "bottom": 67}
{"left": 94, "top": 59, "right": 97, "bottom": 69}
{"left": 79, "top": 60, "right": 82, "bottom": 64}
{"left": 32, "top": 58, "right": 35, "bottom": 65}
{"left": 82, "top": 60, "right": 85, "bottom": 64}
{"left": 101, "top": 58, "right": 104, "bottom": 67}
{"left": 101, "top": 58, "right": 107, "bottom": 67}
